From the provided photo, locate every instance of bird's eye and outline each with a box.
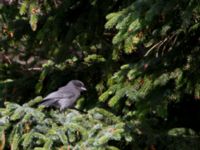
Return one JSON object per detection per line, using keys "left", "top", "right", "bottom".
{"left": 78, "top": 83, "right": 82, "bottom": 87}
{"left": 74, "top": 81, "right": 83, "bottom": 87}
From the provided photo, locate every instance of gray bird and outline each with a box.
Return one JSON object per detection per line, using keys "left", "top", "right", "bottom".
{"left": 39, "top": 80, "right": 87, "bottom": 111}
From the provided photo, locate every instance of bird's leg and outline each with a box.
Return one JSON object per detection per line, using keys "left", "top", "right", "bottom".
{"left": 59, "top": 108, "right": 67, "bottom": 115}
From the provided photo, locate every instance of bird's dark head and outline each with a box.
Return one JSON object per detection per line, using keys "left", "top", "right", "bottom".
{"left": 70, "top": 80, "right": 87, "bottom": 91}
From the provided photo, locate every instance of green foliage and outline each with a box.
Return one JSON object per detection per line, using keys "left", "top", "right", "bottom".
{"left": 0, "top": 98, "right": 131, "bottom": 149}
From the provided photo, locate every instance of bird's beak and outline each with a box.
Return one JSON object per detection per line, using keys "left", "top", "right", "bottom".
{"left": 81, "top": 87, "right": 87, "bottom": 91}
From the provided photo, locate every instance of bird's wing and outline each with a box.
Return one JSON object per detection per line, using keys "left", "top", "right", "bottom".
{"left": 39, "top": 90, "right": 75, "bottom": 107}
{"left": 39, "top": 98, "right": 59, "bottom": 107}
{"left": 43, "top": 91, "right": 62, "bottom": 100}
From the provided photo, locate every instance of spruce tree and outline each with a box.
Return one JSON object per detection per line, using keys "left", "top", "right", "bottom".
{"left": 0, "top": 0, "right": 200, "bottom": 149}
